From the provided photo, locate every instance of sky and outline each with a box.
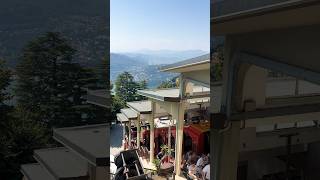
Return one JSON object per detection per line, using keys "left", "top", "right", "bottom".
{"left": 111, "top": 0, "right": 210, "bottom": 52}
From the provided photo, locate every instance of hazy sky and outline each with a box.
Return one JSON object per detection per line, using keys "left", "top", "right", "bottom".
{"left": 111, "top": 0, "right": 210, "bottom": 52}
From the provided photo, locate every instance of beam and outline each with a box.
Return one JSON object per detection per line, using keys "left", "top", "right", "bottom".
{"left": 239, "top": 52, "right": 320, "bottom": 86}
{"left": 150, "top": 102, "right": 155, "bottom": 164}
{"left": 172, "top": 101, "right": 186, "bottom": 178}
{"left": 137, "top": 114, "right": 141, "bottom": 148}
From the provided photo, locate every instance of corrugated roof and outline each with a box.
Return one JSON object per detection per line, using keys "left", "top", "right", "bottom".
{"left": 160, "top": 54, "right": 209, "bottom": 72}
{"left": 121, "top": 108, "right": 138, "bottom": 119}
{"left": 127, "top": 100, "right": 152, "bottom": 114}
{"left": 117, "top": 113, "right": 129, "bottom": 123}
{"left": 138, "top": 88, "right": 180, "bottom": 102}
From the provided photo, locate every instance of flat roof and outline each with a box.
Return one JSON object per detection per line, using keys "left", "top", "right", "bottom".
{"left": 138, "top": 88, "right": 180, "bottom": 102}
{"left": 53, "top": 124, "right": 109, "bottom": 166}
{"left": 117, "top": 113, "right": 129, "bottom": 123}
{"left": 127, "top": 101, "right": 152, "bottom": 114}
{"left": 34, "top": 147, "right": 88, "bottom": 179}
{"left": 85, "top": 89, "right": 110, "bottom": 108}
{"left": 160, "top": 54, "right": 209, "bottom": 72}
{"left": 121, "top": 108, "right": 138, "bottom": 119}
{"left": 21, "top": 163, "right": 55, "bottom": 180}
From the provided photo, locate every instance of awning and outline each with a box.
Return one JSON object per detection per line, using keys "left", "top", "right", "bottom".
{"left": 117, "top": 113, "right": 129, "bottom": 123}
{"left": 127, "top": 100, "right": 152, "bottom": 114}
{"left": 138, "top": 88, "right": 180, "bottom": 102}
{"left": 121, "top": 108, "right": 138, "bottom": 120}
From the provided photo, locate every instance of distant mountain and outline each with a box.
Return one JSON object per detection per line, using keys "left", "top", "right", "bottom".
{"left": 111, "top": 50, "right": 208, "bottom": 88}
{"left": 123, "top": 49, "right": 208, "bottom": 65}
{"left": 0, "top": 0, "right": 108, "bottom": 68}
{"left": 111, "top": 53, "right": 177, "bottom": 88}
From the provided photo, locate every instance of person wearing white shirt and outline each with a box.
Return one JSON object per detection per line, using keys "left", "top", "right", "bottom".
{"left": 202, "top": 164, "right": 210, "bottom": 180}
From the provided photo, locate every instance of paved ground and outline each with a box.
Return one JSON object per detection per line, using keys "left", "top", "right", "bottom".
{"left": 110, "top": 123, "right": 123, "bottom": 156}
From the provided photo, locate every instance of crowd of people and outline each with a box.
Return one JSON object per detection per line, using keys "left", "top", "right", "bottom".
{"left": 182, "top": 151, "right": 210, "bottom": 180}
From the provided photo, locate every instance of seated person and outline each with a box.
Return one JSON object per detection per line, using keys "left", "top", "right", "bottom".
{"left": 188, "top": 158, "right": 199, "bottom": 180}
{"left": 196, "top": 154, "right": 206, "bottom": 167}
{"left": 196, "top": 154, "right": 208, "bottom": 176}
{"left": 202, "top": 158, "right": 210, "bottom": 180}
{"left": 182, "top": 151, "right": 193, "bottom": 171}
{"left": 187, "top": 152, "right": 199, "bottom": 167}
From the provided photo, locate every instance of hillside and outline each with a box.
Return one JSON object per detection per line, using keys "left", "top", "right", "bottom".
{"left": 110, "top": 53, "right": 177, "bottom": 88}
{"left": 0, "top": 0, "right": 109, "bottom": 67}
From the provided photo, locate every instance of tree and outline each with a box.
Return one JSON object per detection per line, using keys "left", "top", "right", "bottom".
{"left": 96, "top": 55, "right": 109, "bottom": 89}
{"left": 211, "top": 45, "right": 224, "bottom": 81}
{"left": 112, "top": 72, "right": 147, "bottom": 121}
{"left": 114, "top": 72, "right": 145, "bottom": 102}
{"left": 157, "top": 77, "right": 178, "bottom": 89}
{"left": 0, "top": 59, "right": 12, "bottom": 178}
{"left": 0, "top": 59, "right": 49, "bottom": 180}
{"left": 138, "top": 79, "right": 148, "bottom": 90}
{"left": 15, "top": 32, "right": 100, "bottom": 128}
{"left": 111, "top": 95, "right": 125, "bottom": 121}
{"left": 0, "top": 59, "right": 11, "bottom": 104}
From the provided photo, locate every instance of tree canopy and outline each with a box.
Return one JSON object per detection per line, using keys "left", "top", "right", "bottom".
{"left": 15, "top": 32, "right": 103, "bottom": 128}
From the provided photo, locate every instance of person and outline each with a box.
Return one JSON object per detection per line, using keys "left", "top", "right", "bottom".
{"left": 182, "top": 151, "right": 193, "bottom": 171}
{"left": 187, "top": 152, "right": 199, "bottom": 167}
{"left": 196, "top": 154, "right": 208, "bottom": 177}
{"left": 202, "top": 158, "right": 210, "bottom": 180}
{"left": 196, "top": 154, "right": 206, "bottom": 167}
{"left": 188, "top": 158, "right": 198, "bottom": 180}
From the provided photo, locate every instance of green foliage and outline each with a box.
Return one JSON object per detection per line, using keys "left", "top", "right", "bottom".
{"left": 153, "top": 159, "right": 161, "bottom": 172}
{"left": 96, "top": 55, "right": 109, "bottom": 89}
{"left": 0, "top": 110, "right": 50, "bottom": 180}
{"left": 157, "top": 77, "right": 178, "bottom": 89}
{"left": 15, "top": 32, "right": 103, "bottom": 128}
{"left": 0, "top": 59, "right": 11, "bottom": 104}
{"left": 211, "top": 45, "right": 224, "bottom": 81}
{"left": 111, "top": 72, "right": 147, "bottom": 121}
{"left": 111, "top": 95, "right": 125, "bottom": 121}
{"left": 114, "top": 72, "right": 146, "bottom": 102}
{"left": 0, "top": 32, "right": 107, "bottom": 179}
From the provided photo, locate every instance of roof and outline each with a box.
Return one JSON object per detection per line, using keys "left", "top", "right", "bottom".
{"left": 127, "top": 101, "right": 152, "bottom": 114}
{"left": 211, "top": 1, "right": 320, "bottom": 35}
{"left": 53, "top": 124, "right": 109, "bottom": 166}
{"left": 138, "top": 88, "right": 180, "bottom": 102}
{"left": 121, "top": 108, "right": 138, "bottom": 119}
{"left": 160, "top": 54, "right": 209, "bottom": 72}
{"left": 117, "top": 113, "right": 129, "bottom": 123}
{"left": 85, "top": 89, "right": 110, "bottom": 108}
{"left": 21, "top": 163, "right": 55, "bottom": 180}
{"left": 34, "top": 147, "right": 88, "bottom": 179}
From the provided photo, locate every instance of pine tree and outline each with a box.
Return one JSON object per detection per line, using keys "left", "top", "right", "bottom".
{"left": 0, "top": 59, "right": 11, "bottom": 105}
{"left": 15, "top": 32, "right": 100, "bottom": 128}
